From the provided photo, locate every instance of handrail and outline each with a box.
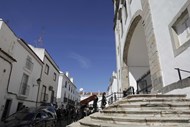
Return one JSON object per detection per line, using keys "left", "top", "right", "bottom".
{"left": 175, "top": 68, "right": 190, "bottom": 81}
{"left": 97, "top": 92, "right": 123, "bottom": 104}
{"left": 98, "top": 87, "right": 135, "bottom": 106}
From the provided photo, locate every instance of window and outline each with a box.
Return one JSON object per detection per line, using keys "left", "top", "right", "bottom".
{"left": 118, "top": 8, "right": 123, "bottom": 37}
{"left": 16, "top": 102, "right": 23, "bottom": 111}
{"left": 64, "top": 93, "right": 66, "bottom": 98}
{"left": 170, "top": 6, "right": 190, "bottom": 56}
{"left": 51, "top": 90, "right": 54, "bottom": 103}
{"left": 45, "top": 64, "right": 49, "bottom": 74}
{"left": 41, "top": 85, "right": 46, "bottom": 102}
{"left": 20, "top": 73, "right": 29, "bottom": 95}
{"left": 173, "top": 9, "right": 190, "bottom": 47}
{"left": 123, "top": 1, "right": 128, "bottom": 23}
{"left": 53, "top": 73, "right": 56, "bottom": 81}
{"left": 25, "top": 56, "right": 33, "bottom": 71}
{"left": 65, "top": 81, "right": 67, "bottom": 88}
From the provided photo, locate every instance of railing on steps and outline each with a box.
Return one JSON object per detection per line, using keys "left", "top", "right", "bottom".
{"left": 175, "top": 68, "right": 190, "bottom": 81}
{"left": 98, "top": 92, "right": 123, "bottom": 105}
{"left": 123, "top": 86, "right": 135, "bottom": 97}
{"left": 99, "top": 86, "right": 135, "bottom": 106}
{"left": 136, "top": 70, "right": 152, "bottom": 94}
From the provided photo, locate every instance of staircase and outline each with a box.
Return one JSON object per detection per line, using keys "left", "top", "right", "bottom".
{"left": 68, "top": 94, "right": 190, "bottom": 127}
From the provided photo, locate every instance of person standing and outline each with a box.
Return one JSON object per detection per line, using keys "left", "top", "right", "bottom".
{"left": 101, "top": 92, "right": 107, "bottom": 109}
{"left": 93, "top": 96, "right": 98, "bottom": 112}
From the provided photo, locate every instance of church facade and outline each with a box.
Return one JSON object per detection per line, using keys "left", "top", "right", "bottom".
{"left": 114, "top": 0, "right": 190, "bottom": 97}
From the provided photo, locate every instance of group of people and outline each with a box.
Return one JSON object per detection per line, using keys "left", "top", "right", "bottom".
{"left": 55, "top": 92, "right": 108, "bottom": 125}
{"left": 56, "top": 106, "right": 80, "bottom": 126}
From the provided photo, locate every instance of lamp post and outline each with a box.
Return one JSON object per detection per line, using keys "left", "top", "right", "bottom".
{"left": 36, "top": 78, "right": 41, "bottom": 107}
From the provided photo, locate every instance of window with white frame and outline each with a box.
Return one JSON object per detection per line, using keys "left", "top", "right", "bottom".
{"left": 41, "top": 85, "right": 46, "bottom": 101}
{"left": 20, "top": 73, "right": 29, "bottom": 95}
{"left": 172, "top": 9, "right": 190, "bottom": 47}
{"left": 25, "top": 56, "right": 33, "bottom": 71}
{"left": 170, "top": 5, "right": 190, "bottom": 56}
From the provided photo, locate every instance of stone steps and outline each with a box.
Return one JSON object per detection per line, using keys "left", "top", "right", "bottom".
{"left": 67, "top": 94, "right": 190, "bottom": 127}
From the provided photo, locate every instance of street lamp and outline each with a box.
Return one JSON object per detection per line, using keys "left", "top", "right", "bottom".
{"left": 36, "top": 78, "right": 41, "bottom": 107}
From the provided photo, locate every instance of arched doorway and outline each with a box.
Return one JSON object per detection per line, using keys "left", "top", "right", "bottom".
{"left": 123, "top": 16, "right": 152, "bottom": 94}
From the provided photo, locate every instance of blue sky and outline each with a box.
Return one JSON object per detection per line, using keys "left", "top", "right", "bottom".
{"left": 0, "top": 0, "right": 116, "bottom": 92}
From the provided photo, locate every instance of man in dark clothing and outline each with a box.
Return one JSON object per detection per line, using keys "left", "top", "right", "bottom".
{"left": 101, "top": 92, "right": 107, "bottom": 109}
{"left": 93, "top": 96, "right": 98, "bottom": 112}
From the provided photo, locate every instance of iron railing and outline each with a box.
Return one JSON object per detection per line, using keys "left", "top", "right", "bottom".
{"left": 175, "top": 68, "right": 190, "bottom": 81}
{"left": 136, "top": 70, "right": 152, "bottom": 94}
{"left": 123, "top": 86, "right": 135, "bottom": 97}
{"left": 99, "top": 87, "right": 135, "bottom": 105}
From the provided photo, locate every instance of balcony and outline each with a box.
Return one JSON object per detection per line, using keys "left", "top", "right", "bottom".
{"left": 18, "top": 84, "right": 30, "bottom": 99}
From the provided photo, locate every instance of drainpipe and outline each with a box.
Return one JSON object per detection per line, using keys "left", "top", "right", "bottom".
{"left": 0, "top": 48, "right": 17, "bottom": 97}
{"left": 0, "top": 48, "right": 36, "bottom": 103}
{"left": 36, "top": 63, "right": 43, "bottom": 107}
{"left": 36, "top": 78, "right": 41, "bottom": 107}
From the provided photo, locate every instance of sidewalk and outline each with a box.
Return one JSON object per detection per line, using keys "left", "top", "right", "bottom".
{"left": 56, "top": 118, "right": 75, "bottom": 127}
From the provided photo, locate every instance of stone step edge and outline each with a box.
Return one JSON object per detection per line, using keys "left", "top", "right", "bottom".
{"left": 101, "top": 110, "right": 190, "bottom": 114}
{"left": 109, "top": 99, "right": 190, "bottom": 106}
{"left": 80, "top": 121, "right": 155, "bottom": 127}
{"left": 126, "top": 94, "right": 186, "bottom": 99}
{"left": 90, "top": 115, "right": 190, "bottom": 123}
{"left": 120, "top": 98, "right": 190, "bottom": 103}
{"left": 79, "top": 121, "right": 189, "bottom": 127}
{"left": 106, "top": 103, "right": 190, "bottom": 109}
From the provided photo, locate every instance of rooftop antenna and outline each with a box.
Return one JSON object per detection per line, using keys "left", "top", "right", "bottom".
{"left": 36, "top": 26, "right": 45, "bottom": 48}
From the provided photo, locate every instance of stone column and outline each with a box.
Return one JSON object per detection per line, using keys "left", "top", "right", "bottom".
{"left": 121, "top": 63, "right": 129, "bottom": 91}
{"left": 141, "top": 0, "right": 163, "bottom": 93}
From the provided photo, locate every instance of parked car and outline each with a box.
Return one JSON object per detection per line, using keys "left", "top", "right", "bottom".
{"left": 0, "top": 107, "right": 57, "bottom": 127}
{"left": 39, "top": 106, "right": 57, "bottom": 120}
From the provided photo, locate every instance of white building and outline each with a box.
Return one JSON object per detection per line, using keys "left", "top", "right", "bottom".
{"left": 107, "top": 71, "right": 121, "bottom": 104}
{"left": 0, "top": 19, "right": 43, "bottom": 119}
{"left": 114, "top": 0, "right": 190, "bottom": 97}
{"left": 29, "top": 45, "right": 60, "bottom": 106}
{"left": 57, "top": 71, "right": 80, "bottom": 109}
